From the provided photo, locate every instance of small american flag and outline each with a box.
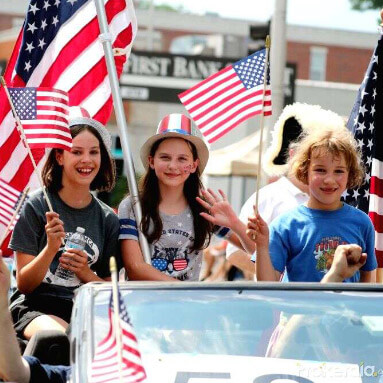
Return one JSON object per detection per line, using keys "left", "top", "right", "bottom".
{"left": 179, "top": 49, "right": 272, "bottom": 143}
{"left": 8, "top": 87, "right": 71, "bottom": 151}
{"left": 0, "top": 178, "right": 26, "bottom": 230}
{"left": 344, "top": 30, "right": 383, "bottom": 267}
{"left": 89, "top": 289, "right": 146, "bottom": 383}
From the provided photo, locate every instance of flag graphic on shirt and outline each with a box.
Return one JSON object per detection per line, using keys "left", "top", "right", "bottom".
{"left": 8, "top": 87, "right": 71, "bottom": 151}
{"left": 0, "top": 0, "right": 137, "bottom": 248}
{"left": 0, "top": 179, "right": 27, "bottom": 231}
{"left": 89, "top": 289, "right": 146, "bottom": 383}
{"left": 178, "top": 49, "right": 272, "bottom": 143}
{"left": 344, "top": 30, "right": 383, "bottom": 267}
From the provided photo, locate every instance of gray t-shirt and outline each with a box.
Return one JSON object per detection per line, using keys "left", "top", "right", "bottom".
{"left": 10, "top": 189, "right": 120, "bottom": 292}
{"left": 118, "top": 196, "right": 231, "bottom": 281}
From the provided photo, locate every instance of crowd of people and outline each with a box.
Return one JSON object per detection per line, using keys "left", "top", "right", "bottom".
{"left": 0, "top": 100, "right": 379, "bottom": 382}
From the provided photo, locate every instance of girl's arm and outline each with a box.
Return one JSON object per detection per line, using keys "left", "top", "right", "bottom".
{"left": 16, "top": 211, "right": 66, "bottom": 294}
{"left": 322, "top": 245, "right": 368, "bottom": 283}
{"left": 197, "top": 189, "right": 255, "bottom": 254}
{"left": 121, "top": 239, "right": 179, "bottom": 282}
{"left": 360, "top": 270, "right": 376, "bottom": 283}
{"left": 0, "top": 253, "right": 31, "bottom": 383}
{"left": 247, "top": 212, "right": 281, "bottom": 282}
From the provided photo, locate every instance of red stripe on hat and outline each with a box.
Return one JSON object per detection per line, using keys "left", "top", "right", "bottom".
{"left": 180, "top": 114, "right": 191, "bottom": 133}
{"left": 78, "top": 107, "right": 91, "bottom": 118}
{"left": 158, "top": 115, "right": 170, "bottom": 133}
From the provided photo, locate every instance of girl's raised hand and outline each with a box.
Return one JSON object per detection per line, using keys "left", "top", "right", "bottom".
{"left": 246, "top": 208, "right": 269, "bottom": 248}
{"left": 45, "top": 212, "right": 65, "bottom": 253}
{"left": 197, "top": 188, "right": 238, "bottom": 228}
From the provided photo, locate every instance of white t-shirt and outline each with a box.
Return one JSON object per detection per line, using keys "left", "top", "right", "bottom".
{"left": 226, "top": 176, "right": 309, "bottom": 260}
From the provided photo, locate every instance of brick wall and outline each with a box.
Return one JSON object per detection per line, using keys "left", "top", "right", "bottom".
{"left": 287, "top": 41, "right": 372, "bottom": 84}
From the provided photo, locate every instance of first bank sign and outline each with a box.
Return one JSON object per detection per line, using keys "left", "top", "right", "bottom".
{"left": 120, "top": 51, "right": 233, "bottom": 103}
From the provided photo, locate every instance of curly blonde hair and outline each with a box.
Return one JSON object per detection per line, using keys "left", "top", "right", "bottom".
{"left": 290, "top": 127, "right": 364, "bottom": 189}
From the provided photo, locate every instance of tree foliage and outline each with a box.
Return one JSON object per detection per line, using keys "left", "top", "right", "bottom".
{"left": 137, "top": 1, "right": 185, "bottom": 13}
{"left": 350, "top": 0, "right": 383, "bottom": 10}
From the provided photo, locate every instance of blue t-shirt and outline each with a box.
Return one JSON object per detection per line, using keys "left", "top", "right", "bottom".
{"left": 24, "top": 356, "right": 70, "bottom": 383}
{"left": 267, "top": 204, "right": 377, "bottom": 282}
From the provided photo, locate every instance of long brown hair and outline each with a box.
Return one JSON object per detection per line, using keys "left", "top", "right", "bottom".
{"left": 139, "top": 137, "right": 212, "bottom": 252}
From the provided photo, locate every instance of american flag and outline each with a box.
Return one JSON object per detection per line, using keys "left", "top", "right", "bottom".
{"left": 0, "top": 0, "right": 136, "bottom": 252}
{"left": 0, "top": 179, "right": 26, "bottom": 232}
{"left": 178, "top": 49, "right": 272, "bottom": 143}
{"left": 344, "top": 31, "right": 383, "bottom": 267}
{"left": 89, "top": 289, "right": 147, "bottom": 383}
{"left": 8, "top": 87, "right": 71, "bottom": 151}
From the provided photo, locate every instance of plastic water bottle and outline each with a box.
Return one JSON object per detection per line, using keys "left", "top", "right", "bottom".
{"left": 56, "top": 227, "right": 86, "bottom": 285}
{"left": 4, "top": 256, "right": 16, "bottom": 298}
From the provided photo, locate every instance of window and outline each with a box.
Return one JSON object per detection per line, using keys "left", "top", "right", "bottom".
{"left": 309, "top": 46, "right": 327, "bottom": 81}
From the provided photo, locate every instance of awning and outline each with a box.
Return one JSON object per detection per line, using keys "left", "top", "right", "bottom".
{"left": 205, "top": 131, "right": 264, "bottom": 177}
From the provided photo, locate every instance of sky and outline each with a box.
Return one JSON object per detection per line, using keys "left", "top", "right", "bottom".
{"left": 154, "top": 0, "right": 381, "bottom": 33}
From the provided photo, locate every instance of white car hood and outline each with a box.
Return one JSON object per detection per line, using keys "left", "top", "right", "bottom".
{"left": 143, "top": 354, "right": 362, "bottom": 383}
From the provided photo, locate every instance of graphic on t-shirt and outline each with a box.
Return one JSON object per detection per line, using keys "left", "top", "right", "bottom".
{"left": 314, "top": 236, "right": 347, "bottom": 272}
{"left": 44, "top": 232, "right": 100, "bottom": 287}
{"left": 152, "top": 245, "right": 189, "bottom": 273}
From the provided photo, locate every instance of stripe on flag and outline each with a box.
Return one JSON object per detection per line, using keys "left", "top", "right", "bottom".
{"left": 8, "top": 87, "right": 71, "bottom": 151}
{"left": 89, "top": 289, "right": 147, "bottom": 383}
{"left": 0, "top": 0, "right": 137, "bottom": 254}
{"left": 179, "top": 49, "right": 271, "bottom": 143}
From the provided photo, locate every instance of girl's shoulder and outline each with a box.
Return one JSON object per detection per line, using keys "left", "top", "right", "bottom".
{"left": 118, "top": 195, "right": 140, "bottom": 216}
{"left": 24, "top": 188, "right": 52, "bottom": 212}
{"left": 92, "top": 196, "right": 119, "bottom": 222}
{"left": 270, "top": 205, "right": 302, "bottom": 226}
{"left": 343, "top": 203, "right": 373, "bottom": 223}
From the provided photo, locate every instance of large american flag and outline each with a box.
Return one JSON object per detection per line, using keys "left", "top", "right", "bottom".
{"left": 89, "top": 289, "right": 147, "bottom": 383}
{"left": 344, "top": 31, "right": 383, "bottom": 267}
{"left": 178, "top": 49, "right": 272, "bottom": 143}
{"left": 9, "top": 87, "right": 71, "bottom": 151}
{"left": 0, "top": 179, "right": 26, "bottom": 237}
{"left": 0, "top": 0, "right": 136, "bottom": 252}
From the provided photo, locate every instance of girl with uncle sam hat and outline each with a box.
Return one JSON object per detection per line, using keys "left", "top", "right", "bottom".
{"left": 118, "top": 113, "right": 255, "bottom": 281}
{"left": 9, "top": 106, "right": 120, "bottom": 344}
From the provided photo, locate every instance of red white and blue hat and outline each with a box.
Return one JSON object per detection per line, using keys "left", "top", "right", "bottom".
{"left": 140, "top": 113, "right": 210, "bottom": 172}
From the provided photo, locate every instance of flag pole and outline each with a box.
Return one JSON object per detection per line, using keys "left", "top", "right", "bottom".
{"left": 110, "top": 257, "right": 124, "bottom": 383}
{"left": 0, "top": 186, "right": 29, "bottom": 248}
{"left": 0, "top": 77, "right": 54, "bottom": 213}
{"left": 94, "top": 0, "right": 152, "bottom": 265}
{"left": 254, "top": 36, "right": 271, "bottom": 214}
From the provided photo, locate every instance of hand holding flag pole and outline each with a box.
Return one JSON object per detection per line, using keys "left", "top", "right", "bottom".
{"left": 254, "top": 35, "right": 271, "bottom": 216}
{"left": 0, "top": 186, "right": 29, "bottom": 249}
{"left": 0, "top": 76, "right": 54, "bottom": 213}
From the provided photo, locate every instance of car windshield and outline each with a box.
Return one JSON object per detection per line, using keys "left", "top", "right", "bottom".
{"left": 89, "top": 285, "right": 383, "bottom": 382}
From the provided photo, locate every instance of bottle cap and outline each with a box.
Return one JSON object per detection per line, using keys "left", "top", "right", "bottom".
{"left": 76, "top": 227, "right": 85, "bottom": 233}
